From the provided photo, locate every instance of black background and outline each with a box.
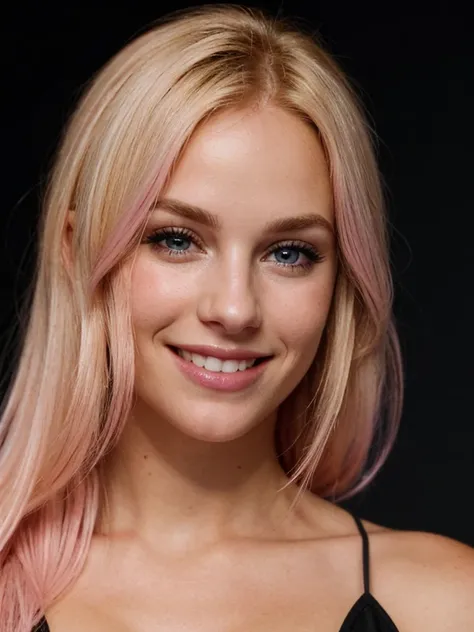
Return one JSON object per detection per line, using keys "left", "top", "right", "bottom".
{"left": 1, "top": 3, "right": 472, "bottom": 546}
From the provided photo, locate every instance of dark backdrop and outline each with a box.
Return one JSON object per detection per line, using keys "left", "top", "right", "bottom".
{"left": 1, "top": 3, "right": 472, "bottom": 546}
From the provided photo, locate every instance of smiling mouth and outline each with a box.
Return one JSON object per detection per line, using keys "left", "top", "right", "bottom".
{"left": 168, "top": 346, "right": 270, "bottom": 373}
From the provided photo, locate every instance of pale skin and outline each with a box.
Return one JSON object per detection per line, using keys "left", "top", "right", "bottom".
{"left": 50, "top": 105, "right": 474, "bottom": 631}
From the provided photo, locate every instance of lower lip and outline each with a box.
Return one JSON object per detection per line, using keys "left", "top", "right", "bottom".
{"left": 168, "top": 347, "right": 271, "bottom": 392}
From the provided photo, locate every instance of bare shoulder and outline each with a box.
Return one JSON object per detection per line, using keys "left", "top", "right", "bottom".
{"left": 365, "top": 521, "right": 474, "bottom": 631}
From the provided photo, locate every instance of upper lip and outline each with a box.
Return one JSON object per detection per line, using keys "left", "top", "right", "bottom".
{"left": 169, "top": 344, "right": 271, "bottom": 361}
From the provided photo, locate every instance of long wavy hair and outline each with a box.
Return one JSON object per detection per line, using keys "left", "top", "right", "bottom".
{"left": 0, "top": 4, "right": 403, "bottom": 630}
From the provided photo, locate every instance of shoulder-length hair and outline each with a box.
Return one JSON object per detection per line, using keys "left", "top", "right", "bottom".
{"left": 0, "top": 5, "right": 402, "bottom": 630}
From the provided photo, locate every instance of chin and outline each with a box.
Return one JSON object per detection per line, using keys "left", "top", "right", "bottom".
{"left": 175, "top": 424, "right": 253, "bottom": 444}
{"left": 170, "top": 406, "right": 271, "bottom": 443}
{"left": 133, "top": 394, "right": 274, "bottom": 444}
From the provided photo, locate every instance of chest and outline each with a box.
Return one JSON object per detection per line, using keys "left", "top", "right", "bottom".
{"left": 44, "top": 596, "right": 362, "bottom": 632}
{"left": 44, "top": 541, "right": 363, "bottom": 631}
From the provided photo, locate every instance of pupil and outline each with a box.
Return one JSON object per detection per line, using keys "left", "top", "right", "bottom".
{"left": 167, "top": 236, "right": 189, "bottom": 250}
{"left": 277, "top": 248, "right": 298, "bottom": 264}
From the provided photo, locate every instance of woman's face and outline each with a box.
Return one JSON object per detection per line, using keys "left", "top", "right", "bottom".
{"left": 130, "top": 105, "right": 337, "bottom": 442}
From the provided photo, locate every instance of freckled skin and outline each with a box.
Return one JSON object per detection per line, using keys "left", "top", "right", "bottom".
{"left": 129, "top": 105, "right": 337, "bottom": 444}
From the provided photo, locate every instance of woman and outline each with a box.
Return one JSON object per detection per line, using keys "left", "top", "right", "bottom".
{"left": 1, "top": 4, "right": 472, "bottom": 631}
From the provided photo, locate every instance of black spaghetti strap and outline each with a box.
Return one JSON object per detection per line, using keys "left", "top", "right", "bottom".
{"left": 348, "top": 511, "right": 370, "bottom": 594}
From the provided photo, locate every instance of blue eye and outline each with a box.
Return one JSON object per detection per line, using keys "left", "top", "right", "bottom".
{"left": 145, "top": 228, "right": 324, "bottom": 271}
{"left": 273, "top": 247, "right": 302, "bottom": 265}
{"left": 162, "top": 235, "right": 191, "bottom": 251}
{"left": 145, "top": 227, "right": 196, "bottom": 255}
{"left": 266, "top": 242, "right": 323, "bottom": 270}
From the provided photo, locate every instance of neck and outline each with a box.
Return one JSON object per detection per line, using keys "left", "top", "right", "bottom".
{"left": 96, "top": 404, "right": 301, "bottom": 553}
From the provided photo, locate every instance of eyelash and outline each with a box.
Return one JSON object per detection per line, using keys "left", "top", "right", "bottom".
{"left": 144, "top": 227, "right": 324, "bottom": 271}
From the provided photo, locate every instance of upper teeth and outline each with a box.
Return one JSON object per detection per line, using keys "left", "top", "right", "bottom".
{"left": 178, "top": 349, "right": 257, "bottom": 373}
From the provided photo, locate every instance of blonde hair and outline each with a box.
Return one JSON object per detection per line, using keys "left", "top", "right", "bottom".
{"left": 0, "top": 4, "right": 403, "bottom": 629}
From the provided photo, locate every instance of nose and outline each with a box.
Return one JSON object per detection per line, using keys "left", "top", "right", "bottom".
{"left": 196, "top": 253, "right": 262, "bottom": 335}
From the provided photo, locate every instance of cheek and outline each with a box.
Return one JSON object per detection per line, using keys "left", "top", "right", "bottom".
{"left": 129, "top": 257, "right": 196, "bottom": 332}
{"left": 271, "top": 276, "right": 335, "bottom": 358}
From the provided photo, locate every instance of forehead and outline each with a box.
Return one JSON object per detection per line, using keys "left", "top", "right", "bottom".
{"left": 163, "top": 105, "right": 333, "bottom": 227}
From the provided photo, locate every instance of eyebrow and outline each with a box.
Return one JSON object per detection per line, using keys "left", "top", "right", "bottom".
{"left": 153, "top": 197, "right": 334, "bottom": 235}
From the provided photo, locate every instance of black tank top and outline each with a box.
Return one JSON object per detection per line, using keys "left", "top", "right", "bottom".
{"left": 33, "top": 512, "right": 399, "bottom": 631}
